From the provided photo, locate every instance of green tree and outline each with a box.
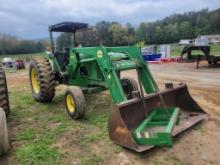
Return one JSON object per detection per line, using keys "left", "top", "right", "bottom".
{"left": 108, "top": 23, "right": 129, "bottom": 46}
{"left": 36, "top": 42, "right": 45, "bottom": 52}
{"left": 178, "top": 21, "right": 193, "bottom": 39}
{"left": 126, "top": 23, "right": 136, "bottom": 45}
{"left": 95, "top": 21, "right": 111, "bottom": 46}
{"left": 136, "top": 22, "right": 148, "bottom": 42}
{"left": 56, "top": 33, "right": 72, "bottom": 50}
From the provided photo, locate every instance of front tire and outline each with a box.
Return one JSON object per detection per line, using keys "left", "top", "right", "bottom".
{"left": 0, "top": 108, "right": 9, "bottom": 155}
{"left": 29, "top": 57, "right": 56, "bottom": 102}
{"left": 65, "top": 87, "right": 86, "bottom": 120}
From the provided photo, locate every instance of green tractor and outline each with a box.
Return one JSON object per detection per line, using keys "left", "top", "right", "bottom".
{"left": 29, "top": 22, "right": 206, "bottom": 152}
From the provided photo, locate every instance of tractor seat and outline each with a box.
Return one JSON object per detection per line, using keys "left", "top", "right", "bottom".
{"left": 54, "top": 48, "right": 70, "bottom": 71}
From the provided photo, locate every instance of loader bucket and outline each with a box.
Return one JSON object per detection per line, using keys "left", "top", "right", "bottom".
{"left": 108, "top": 84, "right": 207, "bottom": 152}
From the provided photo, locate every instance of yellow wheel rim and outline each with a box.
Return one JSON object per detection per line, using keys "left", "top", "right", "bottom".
{"left": 31, "top": 68, "right": 40, "bottom": 94}
{"left": 66, "top": 94, "right": 75, "bottom": 113}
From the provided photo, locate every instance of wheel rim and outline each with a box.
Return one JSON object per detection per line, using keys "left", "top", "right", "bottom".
{"left": 122, "top": 80, "right": 133, "bottom": 98}
{"left": 66, "top": 94, "right": 75, "bottom": 113}
{"left": 31, "top": 68, "right": 40, "bottom": 94}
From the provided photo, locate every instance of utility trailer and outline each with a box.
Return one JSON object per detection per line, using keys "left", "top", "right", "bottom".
{"left": 180, "top": 45, "right": 220, "bottom": 68}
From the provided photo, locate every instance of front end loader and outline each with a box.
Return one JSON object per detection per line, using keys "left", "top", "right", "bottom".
{"left": 29, "top": 22, "right": 207, "bottom": 152}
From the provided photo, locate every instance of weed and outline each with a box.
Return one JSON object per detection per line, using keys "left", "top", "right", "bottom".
{"left": 16, "top": 128, "right": 36, "bottom": 141}
{"left": 151, "top": 159, "right": 162, "bottom": 165}
{"left": 16, "top": 143, "right": 61, "bottom": 165}
{"left": 114, "top": 145, "right": 124, "bottom": 153}
{"left": 79, "top": 154, "right": 104, "bottom": 165}
{"left": 172, "top": 156, "right": 182, "bottom": 165}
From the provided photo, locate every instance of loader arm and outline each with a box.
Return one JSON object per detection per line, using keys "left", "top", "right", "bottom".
{"left": 72, "top": 46, "right": 158, "bottom": 103}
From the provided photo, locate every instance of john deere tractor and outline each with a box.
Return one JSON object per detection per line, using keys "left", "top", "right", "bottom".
{"left": 29, "top": 22, "right": 206, "bottom": 152}
{"left": 0, "top": 64, "right": 10, "bottom": 155}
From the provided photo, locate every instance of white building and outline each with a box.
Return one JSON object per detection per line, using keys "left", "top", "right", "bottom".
{"left": 178, "top": 39, "right": 193, "bottom": 45}
{"left": 197, "top": 34, "right": 220, "bottom": 44}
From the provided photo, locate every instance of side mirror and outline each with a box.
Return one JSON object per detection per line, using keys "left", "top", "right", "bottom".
{"left": 49, "top": 53, "right": 54, "bottom": 58}
{"left": 46, "top": 51, "right": 54, "bottom": 58}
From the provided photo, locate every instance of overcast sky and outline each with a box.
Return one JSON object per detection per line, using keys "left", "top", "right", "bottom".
{"left": 0, "top": 0, "right": 219, "bottom": 39}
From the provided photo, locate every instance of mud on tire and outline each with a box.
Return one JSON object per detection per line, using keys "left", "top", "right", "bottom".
{"left": 121, "top": 77, "right": 139, "bottom": 99}
{"left": 29, "top": 57, "right": 56, "bottom": 102}
{"left": 65, "top": 86, "right": 86, "bottom": 120}
{"left": 0, "top": 108, "right": 9, "bottom": 155}
{"left": 0, "top": 64, "right": 10, "bottom": 116}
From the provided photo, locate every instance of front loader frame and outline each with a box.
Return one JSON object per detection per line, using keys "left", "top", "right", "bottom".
{"left": 51, "top": 46, "right": 158, "bottom": 103}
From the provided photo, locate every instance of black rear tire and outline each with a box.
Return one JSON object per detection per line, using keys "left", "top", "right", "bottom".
{"left": 208, "top": 56, "right": 214, "bottom": 65}
{"left": 29, "top": 57, "right": 56, "bottom": 102}
{"left": 121, "top": 77, "right": 139, "bottom": 99}
{"left": 65, "top": 86, "right": 86, "bottom": 120}
{"left": 0, "top": 108, "right": 9, "bottom": 155}
{"left": 0, "top": 64, "right": 10, "bottom": 116}
{"left": 208, "top": 60, "right": 213, "bottom": 64}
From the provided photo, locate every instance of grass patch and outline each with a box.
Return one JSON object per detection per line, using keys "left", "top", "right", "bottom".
{"left": 151, "top": 159, "right": 162, "bottom": 165}
{"left": 114, "top": 145, "right": 124, "bottom": 153}
{"left": 84, "top": 112, "right": 108, "bottom": 129}
{"left": 16, "top": 128, "right": 36, "bottom": 141}
{"left": 210, "top": 44, "right": 220, "bottom": 55}
{"left": 15, "top": 122, "right": 70, "bottom": 164}
{"left": 16, "top": 143, "right": 61, "bottom": 165}
{"left": 79, "top": 153, "right": 104, "bottom": 165}
{"left": 171, "top": 156, "right": 182, "bottom": 165}
{"left": 76, "top": 131, "right": 106, "bottom": 147}
{"left": 192, "top": 123, "right": 205, "bottom": 133}
{"left": 8, "top": 86, "right": 72, "bottom": 163}
{"left": 7, "top": 83, "right": 115, "bottom": 164}
{"left": 161, "top": 155, "right": 182, "bottom": 165}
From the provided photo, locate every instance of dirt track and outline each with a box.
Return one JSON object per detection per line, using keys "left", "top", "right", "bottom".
{"left": 1, "top": 61, "right": 220, "bottom": 165}
{"left": 122, "top": 61, "right": 220, "bottom": 165}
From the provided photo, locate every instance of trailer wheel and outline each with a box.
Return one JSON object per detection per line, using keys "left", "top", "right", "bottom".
{"left": 0, "top": 108, "right": 9, "bottom": 155}
{"left": 121, "top": 77, "right": 139, "bottom": 99}
{"left": 208, "top": 56, "right": 213, "bottom": 65}
{"left": 65, "top": 87, "right": 86, "bottom": 120}
{"left": 0, "top": 64, "right": 10, "bottom": 116}
{"left": 29, "top": 57, "right": 56, "bottom": 102}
